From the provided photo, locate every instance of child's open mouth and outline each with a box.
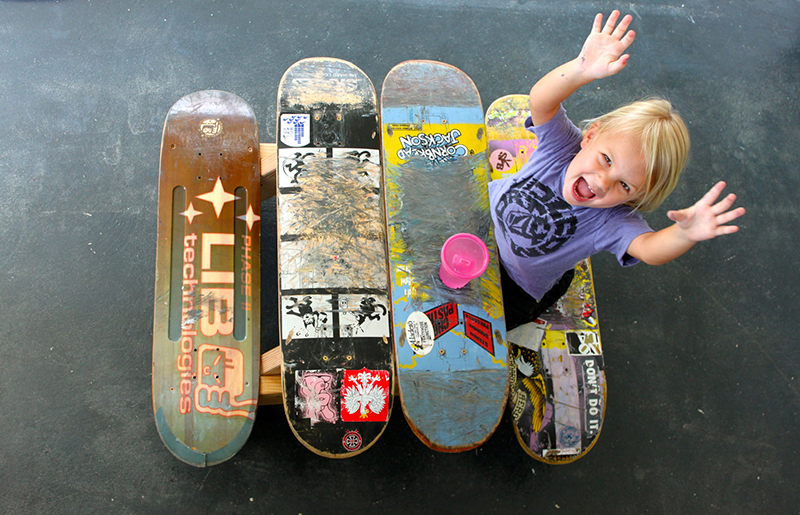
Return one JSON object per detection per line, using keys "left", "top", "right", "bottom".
{"left": 573, "top": 177, "right": 596, "bottom": 201}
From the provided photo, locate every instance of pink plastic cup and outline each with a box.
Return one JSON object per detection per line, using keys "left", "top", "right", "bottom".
{"left": 439, "top": 233, "right": 490, "bottom": 289}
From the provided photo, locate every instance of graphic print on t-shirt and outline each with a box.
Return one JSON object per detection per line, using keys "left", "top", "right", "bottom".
{"left": 494, "top": 176, "right": 577, "bottom": 257}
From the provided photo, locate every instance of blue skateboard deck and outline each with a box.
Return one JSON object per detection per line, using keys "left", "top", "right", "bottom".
{"left": 381, "top": 60, "right": 508, "bottom": 452}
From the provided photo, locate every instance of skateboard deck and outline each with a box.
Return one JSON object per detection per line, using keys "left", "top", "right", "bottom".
{"left": 381, "top": 60, "right": 508, "bottom": 452}
{"left": 485, "top": 94, "right": 539, "bottom": 181}
{"left": 486, "top": 94, "right": 606, "bottom": 463}
{"left": 276, "top": 58, "right": 393, "bottom": 458}
{"left": 153, "top": 90, "right": 261, "bottom": 467}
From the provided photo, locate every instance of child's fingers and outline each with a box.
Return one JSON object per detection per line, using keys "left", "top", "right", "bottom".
{"left": 620, "top": 29, "right": 636, "bottom": 49}
{"left": 717, "top": 207, "right": 746, "bottom": 225}
{"left": 591, "top": 12, "right": 604, "bottom": 34}
{"left": 717, "top": 225, "right": 740, "bottom": 236}
{"left": 612, "top": 14, "right": 634, "bottom": 40}
{"left": 602, "top": 10, "right": 620, "bottom": 34}
{"left": 710, "top": 193, "right": 738, "bottom": 215}
{"left": 608, "top": 55, "right": 631, "bottom": 75}
{"left": 698, "top": 180, "right": 727, "bottom": 205}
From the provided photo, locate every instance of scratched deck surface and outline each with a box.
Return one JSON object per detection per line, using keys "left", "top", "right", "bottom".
{"left": 152, "top": 90, "right": 261, "bottom": 467}
{"left": 487, "top": 95, "right": 606, "bottom": 463}
{"left": 381, "top": 61, "right": 508, "bottom": 452}
{"left": 276, "top": 58, "right": 393, "bottom": 458}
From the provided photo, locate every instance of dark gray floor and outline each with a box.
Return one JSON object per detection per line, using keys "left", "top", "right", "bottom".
{"left": 1, "top": 0, "right": 797, "bottom": 512}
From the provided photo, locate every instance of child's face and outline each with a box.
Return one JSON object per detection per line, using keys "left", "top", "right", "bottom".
{"left": 563, "top": 123, "right": 645, "bottom": 209}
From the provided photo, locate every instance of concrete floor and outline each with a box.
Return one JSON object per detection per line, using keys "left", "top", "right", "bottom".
{"left": 1, "top": 0, "right": 798, "bottom": 512}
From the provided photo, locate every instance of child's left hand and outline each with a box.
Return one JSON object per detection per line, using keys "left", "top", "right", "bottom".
{"left": 667, "top": 181, "right": 746, "bottom": 242}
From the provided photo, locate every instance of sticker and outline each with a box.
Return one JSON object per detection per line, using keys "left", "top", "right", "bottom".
{"left": 406, "top": 311, "right": 435, "bottom": 356}
{"left": 280, "top": 113, "right": 311, "bottom": 147}
{"left": 338, "top": 295, "right": 391, "bottom": 338}
{"left": 464, "top": 312, "right": 494, "bottom": 355}
{"left": 281, "top": 295, "right": 332, "bottom": 340}
{"left": 582, "top": 358, "right": 603, "bottom": 437}
{"left": 489, "top": 148, "right": 514, "bottom": 173}
{"left": 295, "top": 369, "right": 340, "bottom": 425}
{"left": 341, "top": 369, "right": 390, "bottom": 422}
{"left": 424, "top": 302, "right": 458, "bottom": 339}
{"left": 199, "top": 119, "right": 223, "bottom": 137}
{"left": 342, "top": 430, "right": 363, "bottom": 452}
{"left": 566, "top": 331, "right": 602, "bottom": 356}
{"left": 395, "top": 129, "right": 468, "bottom": 163}
{"left": 558, "top": 425, "right": 581, "bottom": 448}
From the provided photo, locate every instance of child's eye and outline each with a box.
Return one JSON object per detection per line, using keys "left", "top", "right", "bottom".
{"left": 603, "top": 154, "right": 611, "bottom": 166}
{"left": 620, "top": 181, "right": 630, "bottom": 192}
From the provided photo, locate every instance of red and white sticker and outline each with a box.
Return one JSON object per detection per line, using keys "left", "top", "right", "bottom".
{"left": 342, "top": 430, "right": 362, "bottom": 452}
{"left": 341, "top": 369, "right": 390, "bottom": 422}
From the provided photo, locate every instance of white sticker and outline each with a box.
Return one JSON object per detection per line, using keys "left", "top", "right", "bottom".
{"left": 507, "top": 320, "right": 546, "bottom": 352}
{"left": 405, "top": 311, "right": 435, "bottom": 356}
{"left": 280, "top": 113, "right": 311, "bottom": 147}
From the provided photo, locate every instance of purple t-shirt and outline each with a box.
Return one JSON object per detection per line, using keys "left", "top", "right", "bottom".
{"left": 488, "top": 106, "right": 652, "bottom": 300}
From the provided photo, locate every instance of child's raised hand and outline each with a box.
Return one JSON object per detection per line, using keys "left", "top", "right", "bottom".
{"left": 667, "top": 181, "right": 746, "bottom": 242}
{"left": 578, "top": 10, "right": 636, "bottom": 80}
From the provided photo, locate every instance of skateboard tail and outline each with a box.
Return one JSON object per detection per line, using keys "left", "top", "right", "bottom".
{"left": 398, "top": 369, "right": 509, "bottom": 452}
{"left": 485, "top": 95, "right": 539, "bottom": 181}
{"left": 154, "top": 408, "right": 255, "bottom": 467}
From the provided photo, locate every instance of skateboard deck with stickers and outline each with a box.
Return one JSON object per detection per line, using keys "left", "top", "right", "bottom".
{"left": 276, "top": 58, "right": 393, "bottom": 458}
{"left": 487, "top": 94, "right": 606, "bottom": 463}
{"left": 485, "top": 94, "right": 539, "bottom": 181}
{"left": 381, "top": 60, "right": 508, "bottom": 452}
{"left": 153, "top": 90, "right": 261, "bottom": 467}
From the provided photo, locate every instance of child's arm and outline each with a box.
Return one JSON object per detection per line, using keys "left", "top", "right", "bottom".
{"left": 529, "top": 10, "right": 636, "bottom": 126}
{"left": 626, "top": 181, "right": 746, "bottom": 266}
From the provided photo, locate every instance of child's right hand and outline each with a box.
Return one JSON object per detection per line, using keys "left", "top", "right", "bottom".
{"left": 577, "top": 10, "right": 636, "bottom": 80}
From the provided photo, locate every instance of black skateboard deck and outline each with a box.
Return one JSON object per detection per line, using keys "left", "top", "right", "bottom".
{"left": 276, "top": 58, "right": 393, "bottom": 458}
{"left": 153, "top": 90, "right": 261, "bottom": 467}
{"left": 381, "top": 60, "right": 508, "bottom": 452}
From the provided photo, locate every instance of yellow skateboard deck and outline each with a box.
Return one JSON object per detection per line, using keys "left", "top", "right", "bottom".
{"left": 486, "top": 94, "right": 607, "bottom": 464}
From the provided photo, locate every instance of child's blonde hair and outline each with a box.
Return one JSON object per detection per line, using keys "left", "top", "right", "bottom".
{"left": 582, "top": 98, "right": 690, "bottom": 212}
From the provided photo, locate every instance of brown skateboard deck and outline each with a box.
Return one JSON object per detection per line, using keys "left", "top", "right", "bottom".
{"left": 276, "top": 58, "right": 393, "bottom": 458}
{"left": 152, "top": 90, "right": 261, "bottom": 467}
{"left": 381, "top": 60, "right": 508, "bottom": 452}
{"left": 486, "top": 94, "right": 607, "bottom": 463}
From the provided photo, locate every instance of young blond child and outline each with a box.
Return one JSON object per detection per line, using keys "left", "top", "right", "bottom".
{"left": 488, "top": 10, "right": 745, "bottom": 329}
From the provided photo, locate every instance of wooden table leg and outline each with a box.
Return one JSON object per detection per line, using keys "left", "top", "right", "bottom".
{"left": 260, "top": 143, "right": 276, "bottom": 198}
